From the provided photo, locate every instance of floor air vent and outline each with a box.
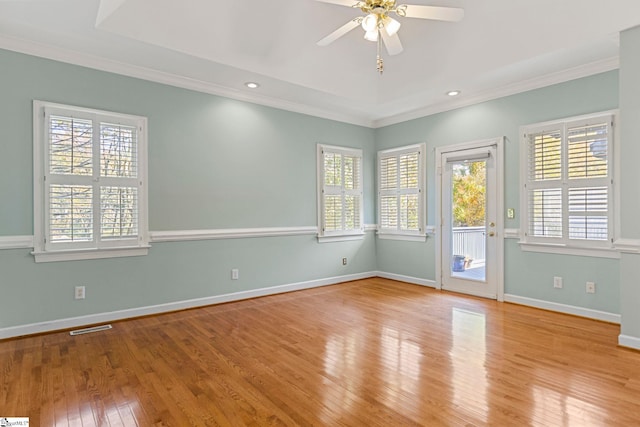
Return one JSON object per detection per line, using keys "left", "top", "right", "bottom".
{"left": 69, "top": 324, "right": 113, "bottom": 336}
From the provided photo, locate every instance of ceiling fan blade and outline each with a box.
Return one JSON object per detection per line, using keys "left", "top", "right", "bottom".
{"left": 380, "top": 29, "right": 403, "bottom": 56}
{"left": 314, "top": 0, "right": 362, "bottom": 7}
{"left": 317, "top": 18, "right": 361, "bottom": 46}
{"left": 399, "top": 5, "right": 464, "bottom": 22}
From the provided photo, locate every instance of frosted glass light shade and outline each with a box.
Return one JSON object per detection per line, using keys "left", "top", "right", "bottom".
{"left": 361, "top": 14, "right": 378, "bottom": 32}
{"left": 364, "top": 29, "right": 379, "bottom": 42}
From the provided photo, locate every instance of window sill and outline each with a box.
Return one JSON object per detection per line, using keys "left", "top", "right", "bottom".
{"left": 377, "top": 233, "right": 427, "bottom": 242}
{"left": 32, "top": 245, "right": 150, "bottom": 263}
{"left": 317, "top": 233, "right": 365, "bottom": 243}
{"left": 518, "top": 241, "right": 620, "bottom": 259}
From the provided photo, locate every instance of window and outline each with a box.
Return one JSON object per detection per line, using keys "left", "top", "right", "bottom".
{"left": 377, "top": 143, "right": 426, "bottom": 241}
{"left": 520, "top": 111, "right": 615, "bottom": 254}
{"left": 33, "top": 101, "right": 148, "bottom": 262}
{"left": 317, "top": 144, "right": 364, "bottom": 241}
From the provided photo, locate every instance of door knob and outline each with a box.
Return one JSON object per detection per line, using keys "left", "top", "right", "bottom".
{"left": 489, "top": 222, "right": 495, "bottom": 227}
{"left": 488, "top": 231, "right": 495, "bottom": 237}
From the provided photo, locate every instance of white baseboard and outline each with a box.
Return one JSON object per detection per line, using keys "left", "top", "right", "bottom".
{"left": 618, "top": 334, "right": 640, "bottom": 350}
{"left": 0, "top": 271, "right": 377, "bottom": 340}
{"left": 504, "top": 294, "right": 621, "bottom": 324}
{"left": 375, "top": 271, "right": 437, "bottom": 288}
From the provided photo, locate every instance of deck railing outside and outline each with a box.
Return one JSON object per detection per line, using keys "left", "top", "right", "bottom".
{"left": 452, "top": 226, "right": 486, "bottom": 262}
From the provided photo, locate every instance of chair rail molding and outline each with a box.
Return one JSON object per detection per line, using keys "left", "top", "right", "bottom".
{"left": 0, "top": 235, "right": 34, "bottom": 250}
{"left": 614, "top": 238, "right": 640, "bottom": 254}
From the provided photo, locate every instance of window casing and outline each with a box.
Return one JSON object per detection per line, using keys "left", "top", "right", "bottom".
{"left": 317, "top": 144, "right": 364, "bottom": 241}
{"left": 33, "top": 101, "right": 148, "bottom": 262}
{"left": 377, "top": 143, "right": 426, "bottom": 241}
{"left": 520, "top": 111, "right": 615, "bottom": 253}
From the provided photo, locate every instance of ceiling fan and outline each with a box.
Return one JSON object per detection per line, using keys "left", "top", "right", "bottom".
{"left": 316, "top": 0, "right": 464, "bottom": 73}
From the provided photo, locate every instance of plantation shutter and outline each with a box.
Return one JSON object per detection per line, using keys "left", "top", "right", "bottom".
{"left": 524, "top": 114, "right": 612, "bottom": 245}
{"left": 566, "top": 121, "right": 610, "bottom": 241}
{"left": 526, "top": 129, "right": 563, "bottom": 238}
{"left": 43, "top": 107, "right": 143, "bottom": 251}
{"left": 48, "top": 115, "right": 95, "bottom": 245}
{"left": 319, "top": 145, "right": 363, "bottom": 237}
{"left": 99, "top": 122, "right": 140, "bottom": 241}
{"left": 378, "top": 144, "right": 425, "bottom": 236}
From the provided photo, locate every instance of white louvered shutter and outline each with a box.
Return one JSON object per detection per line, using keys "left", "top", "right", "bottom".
{"left": 319, "top": 145, "right": 363, "bottom": 236}
{"left": 43, "top": 106, "right": 144, "bottom": 251}
{"left": 527, "top": 129, "right": 563, "bottom": 238}
{"left": 100, "top": 122, "right": 140, "bottom": 241}
{"left": 566, "top": 121, "right": 609, "bottom": 241}
{"left": 524, "top": 114, "right": 612, "bottom": 246}
{"left": 378, "top": 144, "right": 425, "bottom": 236}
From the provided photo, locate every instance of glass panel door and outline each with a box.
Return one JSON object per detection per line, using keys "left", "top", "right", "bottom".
{"left": 441, "top": 145, "right": 497, "bottom": 299}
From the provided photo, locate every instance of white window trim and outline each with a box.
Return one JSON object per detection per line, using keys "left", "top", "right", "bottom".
{"left": 32, "top": 100, "right": 149, "bottom": 262}
{"left": 317, "top": 144, "right": 365, "bottom": 243}
{"left": 519, "top": 110, "right": 617, "bottom": 258}
{"left": 377, "top": 143, "right": 427, "bottom": 242}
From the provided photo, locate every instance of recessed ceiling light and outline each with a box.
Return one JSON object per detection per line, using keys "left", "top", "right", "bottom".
{"left": 447, "top": 90, "right": 461, "bottom": 97}
{"left": 245, "top": 82, "right": 260, "bottom": 89}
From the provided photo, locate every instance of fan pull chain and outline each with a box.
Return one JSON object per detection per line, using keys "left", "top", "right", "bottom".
{"left": 376, "top": 29, "right": 384, "bottom": 74}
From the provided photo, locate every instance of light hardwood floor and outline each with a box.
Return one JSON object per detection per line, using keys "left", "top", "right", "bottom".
{"left": 1, "top": 278, "right": 640, "bottom": 426}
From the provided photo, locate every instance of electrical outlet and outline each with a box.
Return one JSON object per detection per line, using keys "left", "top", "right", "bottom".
{"left": 553, "top": 276, "right": 563, "bottom": 289}
{"left": 342, "top": 257, "right": 347, "bottom": 266}
{"left": 586, "top": 281, "right": 596, "bottom": 294}
{"left": 231, "top": 269, "right": 239, "bottom": 280}
{"left": 75, "top": 286, "right": 86, "bottom": 300}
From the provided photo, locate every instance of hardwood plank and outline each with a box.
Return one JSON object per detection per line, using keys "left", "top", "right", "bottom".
{"left": 1, "top": 278, "right": 640, "bottom": 426}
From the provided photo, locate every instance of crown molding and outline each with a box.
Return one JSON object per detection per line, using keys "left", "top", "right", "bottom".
{"left": 0, "top": 34, "right": 620, "bottom": 130}
{"left": 373, "top": 56, "right": 620, "bottom": 128}
{"left": 0, "top": 35, "right": 374, "bottom": 128}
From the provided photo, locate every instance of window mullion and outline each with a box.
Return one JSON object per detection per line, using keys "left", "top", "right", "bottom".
{"left": 561, "top": 124, "right": 569, "bottom": 244}
{"left": 340, "top": 155, "right": 346, "bottom": 232}
{"left": 93, "top": 117, "right": 101, "bottom": 247}
{"left": 43, "top": 111, "right": 51, "bottom": 249}
{"left": 395, "top": 157, "right": 401, "bottom": 231}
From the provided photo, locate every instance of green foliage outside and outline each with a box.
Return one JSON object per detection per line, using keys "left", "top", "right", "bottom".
{"left": 452, "top": 161, "right": 486, "bottom": 227}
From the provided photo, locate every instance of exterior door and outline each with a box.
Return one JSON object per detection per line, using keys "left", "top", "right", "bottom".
{"left": 438, "top": 140, "right": 502, "bottom": 299}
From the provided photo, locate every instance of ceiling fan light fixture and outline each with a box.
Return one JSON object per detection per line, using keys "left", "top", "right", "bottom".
{"left": 361, "top": 13, "right": 378, "bottom": 32}
{"left": 316, "top": 0, "right": 464, "bottom": 73}
{"left": 383, "top": 16, "right": 401, "bottom": 36}
{"left": 364, "top": 29, "right": 379, "bottom": 42}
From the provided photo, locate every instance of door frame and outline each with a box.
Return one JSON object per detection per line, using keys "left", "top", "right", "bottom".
{"left": 435, "top": 137, "right": 505, "bottom": 301}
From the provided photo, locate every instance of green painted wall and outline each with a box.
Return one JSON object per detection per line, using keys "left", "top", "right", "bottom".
{"left": 619, "top": 25, "right": 640, "bottom": 340}
{"left": 375, "top": 71, "right": 621, "bottom": 314}
{"left": 0, "top": 45, "right": 631, "bottom": 333}
{"left": 0, "top": 48, "right": 377, "bottom": 329}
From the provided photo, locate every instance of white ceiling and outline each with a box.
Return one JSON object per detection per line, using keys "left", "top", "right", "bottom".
{"left": 1, "top": 0, "right": 639, "bottom": 127}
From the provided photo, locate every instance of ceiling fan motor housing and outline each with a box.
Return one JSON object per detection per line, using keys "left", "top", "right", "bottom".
{"left": 360, "top": 0, "right": 396, "bottom": 14}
